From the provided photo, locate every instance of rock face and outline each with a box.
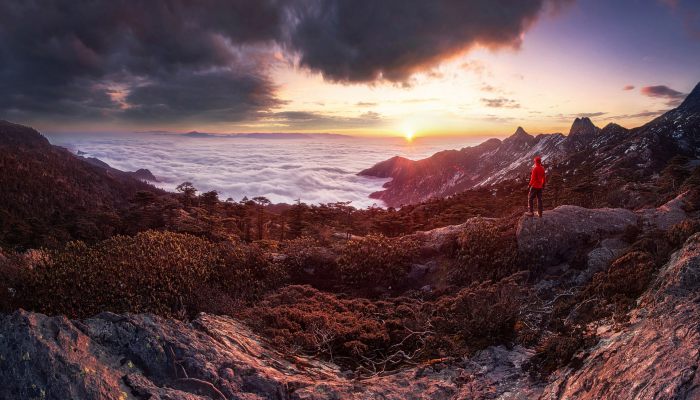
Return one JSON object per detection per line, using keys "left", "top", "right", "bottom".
{"left": 565, "top": 117, "right": 600, "bottom": 152}
{"left": 0, "top": 310, "right": 543, "bottom": 400}
{"left": 516, "top": 193, "right": 689, "bottom": 267}
{"left": 516, "top": 205, "right": 637, "bottom": 266}
{"left": 359, "top": 81, "right": 700, "bottom": 207}
{"left": 542, "top": 233, "right": 700, "bottom": 400}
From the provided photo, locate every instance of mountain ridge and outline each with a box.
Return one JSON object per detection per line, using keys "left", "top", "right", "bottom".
{"left": 360, "top": 82, "right": 700, "bottom": 207}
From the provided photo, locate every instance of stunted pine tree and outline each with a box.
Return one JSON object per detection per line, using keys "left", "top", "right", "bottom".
{"left": 176, "top": 182, "right": 197, "bottom": 207}
{"left": 252, "top": 196, "right": 271, "bottom": 240}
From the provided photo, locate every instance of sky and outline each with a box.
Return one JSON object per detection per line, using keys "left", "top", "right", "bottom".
{"left": 1, "top": 0, "right": 699, "bottom": 138}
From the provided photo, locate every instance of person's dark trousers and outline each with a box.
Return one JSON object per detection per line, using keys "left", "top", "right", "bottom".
{"left": 528, "top": 187, "right": 543, "bottom": 215}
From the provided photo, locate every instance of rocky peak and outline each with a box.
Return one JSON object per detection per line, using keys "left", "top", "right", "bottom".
{"left": 502, "top": 126, "right": 536, "bottom": 149}
{"left": 130, "top": 168, "right": 159, "bottom": 182}
{"left": 513, "top": 126, "right": 528, "bottom": 136}
{"left": 677, "top": 81, "right": 700, "bottom": 113}
{"left": 568, "top": 117, "right": 599, "bottom": 137}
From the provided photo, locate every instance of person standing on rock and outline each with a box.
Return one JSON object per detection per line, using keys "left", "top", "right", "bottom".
{"left": 528, "top": 156, "right": 546, "bottom": 218}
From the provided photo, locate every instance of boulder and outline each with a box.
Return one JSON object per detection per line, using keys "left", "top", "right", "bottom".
{"left": 638, "top": 192, "right": 688, "bottom": 230}
{"left": 516, "top": 205, "right": 637, "bottom": 266}
{"left": 517, "top": 194, "right": 689, "bottom": 268}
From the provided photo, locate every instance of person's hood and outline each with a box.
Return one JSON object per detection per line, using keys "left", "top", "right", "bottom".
{"left": 534, "top": 156, "right": 542, "bottom": 166}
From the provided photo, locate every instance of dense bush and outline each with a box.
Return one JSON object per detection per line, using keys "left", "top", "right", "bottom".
{"left": 240, "top": 279, "right": 524, "bottom": 374}
{"left": 667, "top": 219, "right": 700, "bottom": 247}
{"left": 239, "top": 285, "right": 430, "bottom": 372}
{"left": 551, "top": 250, "right": 658, "bottom": 330}
{"left": 337, "top": 234, "right": 419, "bottom": 287}
{"left": 277, "top": 237, "right": 337, "bottom": 283}
{"left": 211, "top": 241, "right": 286, "bottom": 300}
{"left": 19, "top": 231, "right": 221, "bottom": 317}
{"left": 525, "top": 330, "right": 594, "bottom": 379}
{"left": 11, "top": 231, "right": 287, "bottom": 318}
{"left": 451, "top": 218, "right": 520, "bottom": 284}
{"left": 431, "top": 276, "right": 524, "bottom": 350}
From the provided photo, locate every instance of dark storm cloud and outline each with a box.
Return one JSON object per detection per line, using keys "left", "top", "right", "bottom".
{"left": 481, "top": 97, "right": 521, "bottom": 108}
{"left": 287, "top": 0, "right": 572, "bottom": 83}
{"left": 641, "top": 85, "right": 687, "bottom": 106}
{"left": 122, "top": 70, "right": 283, "bottom": 123}
{"left": 0, "top": 0, "right": 284, "bottom": 123}
{"left": 0, "top": 0, "right": 570, "bottom": 124}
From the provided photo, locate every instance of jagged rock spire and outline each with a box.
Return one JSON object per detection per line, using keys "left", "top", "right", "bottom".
{"left": 569, "top": 117, "right": 598, "bottom": 137}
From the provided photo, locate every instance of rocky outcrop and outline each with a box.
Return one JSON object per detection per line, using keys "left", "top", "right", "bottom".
{"left": 542, "top": 233, "right": 700, "bottom": 399}
{"left": 516, "top": 193, "right": 689, "bottom": 267}
{"left": 79, "top": 155, "right": 159, "bottom": 182}
{"left": 0, "top": 309, "right": 542, "bottom": 399}
{"left": 129, "top": 168, "right": 159, "bottom": 182}
{"left": 517, "top": 206, "right": 637, "bottom": 266}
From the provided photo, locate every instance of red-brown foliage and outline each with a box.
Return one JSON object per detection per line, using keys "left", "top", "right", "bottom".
{"left": 336, "top": 234, "right": 419, "bottom": 288}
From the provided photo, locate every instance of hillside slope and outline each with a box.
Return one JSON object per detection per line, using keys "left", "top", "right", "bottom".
{"left": 1, "top": 200, "right": 698, "bottom": 399}
{"left": 0, "top": 121, "right": 161, "bottom": 248}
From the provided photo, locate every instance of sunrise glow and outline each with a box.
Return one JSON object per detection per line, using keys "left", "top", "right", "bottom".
{"left": 402, "top": 125, "right": 416, "bottom": 141}
{"left": 2, "top": 1, "right": 698, "bottom": 139}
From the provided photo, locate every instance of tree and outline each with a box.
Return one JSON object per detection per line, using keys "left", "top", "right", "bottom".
{"left": 200, "top": 190, "right": 219, "bottom": 209}
{"left": 252, "top": 196, "right": 271, "bottom": 240}
{"left": 176, "top": 182, "right": 197, "bottom": 207}
{"left": 289, "top": 198, "right": 306, "bottom": 238}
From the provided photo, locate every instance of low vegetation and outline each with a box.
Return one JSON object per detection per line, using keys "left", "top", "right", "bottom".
{"left": 1, "top": 155, "right": 699, "bottom": 378}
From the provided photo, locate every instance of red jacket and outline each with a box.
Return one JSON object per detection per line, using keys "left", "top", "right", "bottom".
{"left": 529, "top": 158, "right": 546, "bottom": 189}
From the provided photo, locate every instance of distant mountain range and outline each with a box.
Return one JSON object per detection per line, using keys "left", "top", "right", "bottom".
{"left": 151, "top": 131, "right": 353, "bottom": 139}
{"left": 360, "top": 82, "right": 700, "bottom": 207}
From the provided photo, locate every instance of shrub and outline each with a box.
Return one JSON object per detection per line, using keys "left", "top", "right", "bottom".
{"left": 239, "top": 285, "right": 432, "bottom": 372}
{"left": 525, "top": 330, "right": 594, "bottom": 379}
{"left": 452, "top": 218, "right": 520, "bottom": 284}
{"left": 667, "top": 219, "right": 700, "bottom": 248}
{"left": 550, "top": 250, "right": 657, "bottom": 329}
{"left": 20, "top": 231, "right": 221, "bottom": 318}
{"left": 278, "top": 237, "right": 337, "bottom": 283}
{"left": 431, "top": 276, "right": 523, "bottom": 351}
{"left": 337, "top": 234, "right": 419, "bottom": 287}
{"left": 211, "top": 241, "right": 286, "bottom": 301}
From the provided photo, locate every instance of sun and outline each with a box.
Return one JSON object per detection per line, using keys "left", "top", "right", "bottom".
{"left": 402, "top": 125, "right": 415, "bottom": 141}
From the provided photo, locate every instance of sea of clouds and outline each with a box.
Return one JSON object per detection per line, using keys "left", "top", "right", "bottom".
{"left": 49, "top": 134, "right": 485, "bottom": 208}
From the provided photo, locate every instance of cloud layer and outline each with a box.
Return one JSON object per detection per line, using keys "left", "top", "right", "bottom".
{"left": 50, "top": 134, "right": 483, "bottom": 207}
{"left": 0, "top": 0, "right": 569, "bottom": 124}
